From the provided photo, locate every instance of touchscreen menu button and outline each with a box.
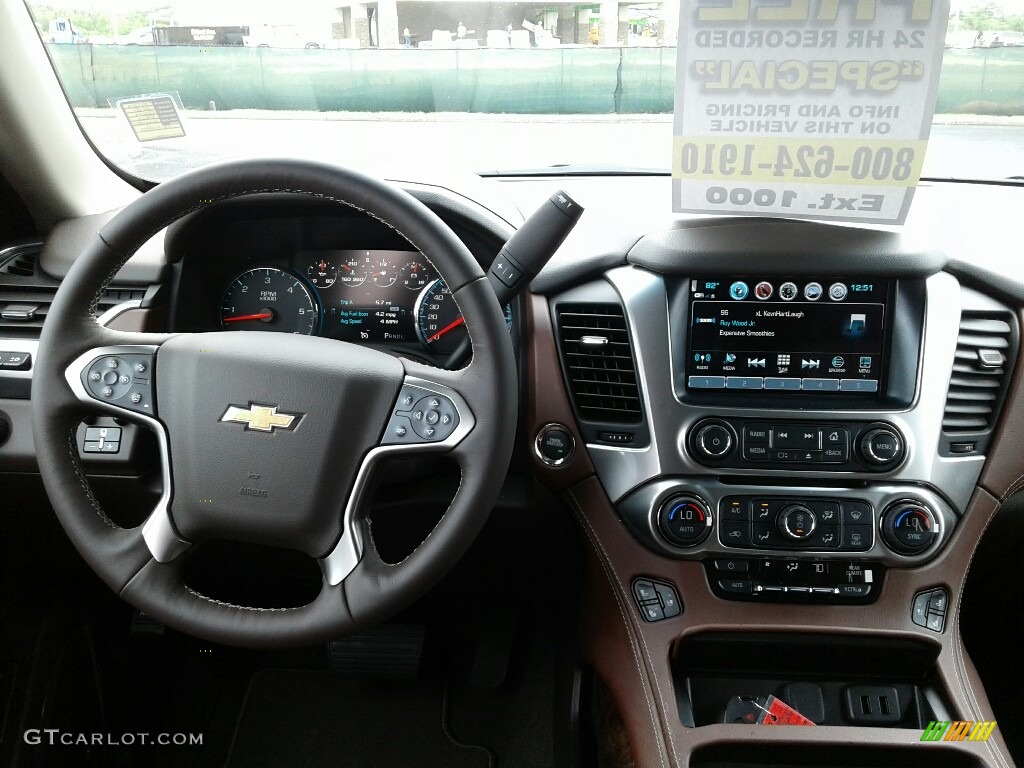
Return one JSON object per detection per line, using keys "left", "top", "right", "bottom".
{"left": 764, "top": 377, "right": 801, "bottom": 390}
{"left": 802, "top": 378, "right": 841, "bottom": 392}
{"left": 689, "top": 376, "right": 727, "bottom": 389}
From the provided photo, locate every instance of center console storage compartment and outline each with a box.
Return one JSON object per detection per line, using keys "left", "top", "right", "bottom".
{"left": 691, "top": 743, "right": 985, "bottom": 768}
{"left": 675, "top": 633, "right": 951, "bottom": 728}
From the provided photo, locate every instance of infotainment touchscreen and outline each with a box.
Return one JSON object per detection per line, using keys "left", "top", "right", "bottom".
{"left": 686, "top": 278, "right": 888, "bottom": 394}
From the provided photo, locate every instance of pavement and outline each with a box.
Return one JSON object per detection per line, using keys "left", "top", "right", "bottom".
{"left": 77, "top": 111, "right": 1024, "bottom": 183}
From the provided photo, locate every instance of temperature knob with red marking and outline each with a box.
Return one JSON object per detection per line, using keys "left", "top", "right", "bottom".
{"left": 881, "top": 501, "right": 938, "bottom": 554}
{"left": 658, "top": 495, "right": 713, "bottom": 547}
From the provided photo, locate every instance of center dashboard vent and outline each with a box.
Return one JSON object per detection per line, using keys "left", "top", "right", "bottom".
{"left": 942, "top": 312, "right": 1015, "bottom": 434}
{"left": 556, "top": 302, "right": 643, "bottom": 425}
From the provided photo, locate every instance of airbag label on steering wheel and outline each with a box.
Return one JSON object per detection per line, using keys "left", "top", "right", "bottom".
{"left": 672, "top": 0, "right": 950, "bottom": 224}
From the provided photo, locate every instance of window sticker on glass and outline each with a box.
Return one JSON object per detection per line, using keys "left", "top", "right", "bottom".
{"left": 113, "top": 93, "right": 186, "bottom": 143}
{"left": 672, "top": 0, "right": 950, "bottom": 224}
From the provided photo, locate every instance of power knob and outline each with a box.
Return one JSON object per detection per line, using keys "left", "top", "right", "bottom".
{"left": 692, "top": 421, "right": 735, "bottom": 461}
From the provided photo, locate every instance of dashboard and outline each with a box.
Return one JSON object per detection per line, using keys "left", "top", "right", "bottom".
{"left": 165, "top": 198, "right": 514, "bottom": 362}
{"left": 3, "top": 175, "right": 1024, "bottom": 764}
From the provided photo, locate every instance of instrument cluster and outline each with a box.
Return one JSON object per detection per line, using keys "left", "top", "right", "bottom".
{"left": 218, "top": 249, "right": 511, "bottom": 355}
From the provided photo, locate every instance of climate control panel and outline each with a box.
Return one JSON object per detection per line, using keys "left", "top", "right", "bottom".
{"left": 688, "top": 418, "right": 906, "bottom": 472}
{"left": 720, "top": 496, "right": 872, "bottom": 552}
{"left": 615, "top": 480, "right": 952, "bottom": 570}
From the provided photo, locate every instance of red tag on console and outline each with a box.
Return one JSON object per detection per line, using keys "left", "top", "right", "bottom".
{"left": 756, "top": 695, "right": 816, "bottom": 726}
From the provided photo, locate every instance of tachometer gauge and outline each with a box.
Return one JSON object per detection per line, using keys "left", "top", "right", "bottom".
{"left": 307, "top": 258, "right": 337, "bottom": 288}
{"left": 400, "top": 259, "right": 431, "bottom": 291}
{"left": 221, "top": 267, "right": 318, "bottom": 335}
{"left": 370, "top": 256, "right": 397, "bottom": 288}
{"left": 337, "top": 254, "right": 368, "bottom": 287}
{"left": 416, "top": 279, "right": 512, "bottom": 355}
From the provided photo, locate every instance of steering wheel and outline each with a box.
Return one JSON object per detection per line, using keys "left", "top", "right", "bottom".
{"left": 32, "top": 160, "right": 517, "bottom": 648}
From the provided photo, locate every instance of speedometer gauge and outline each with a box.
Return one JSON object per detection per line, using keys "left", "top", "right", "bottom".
{"left": 221, "top": 267, "right": 318, "bottom": 335}
{"left": 415, "top": 279, "right": 512, "bottom": 355}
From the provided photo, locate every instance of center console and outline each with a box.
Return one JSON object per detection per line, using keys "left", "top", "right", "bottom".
{"left": 532, "top": 221, "right": 1020, "bottom": 766}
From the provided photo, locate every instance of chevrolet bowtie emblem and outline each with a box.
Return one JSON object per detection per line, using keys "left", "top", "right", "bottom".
{"left": 220, "top": 404, "right": 301, "bottom": 433}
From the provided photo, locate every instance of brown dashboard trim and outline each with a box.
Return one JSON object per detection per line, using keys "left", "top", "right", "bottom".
{"left": 563, "top": 476, "right": 1013, "bottom": 768}
{"left": 979, "top": 308, "right": 1024, "bottom": 503}
{"left": 524, "top": 293, "right": 594, "bottom": 491}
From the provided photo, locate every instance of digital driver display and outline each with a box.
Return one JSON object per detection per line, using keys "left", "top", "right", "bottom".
{"left": 686, "top": 277, "right": 888, "bottom": 394}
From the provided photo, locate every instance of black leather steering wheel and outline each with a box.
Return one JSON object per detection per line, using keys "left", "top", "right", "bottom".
{"left": 32, "top": 159, "right": 517, "bottom": 648}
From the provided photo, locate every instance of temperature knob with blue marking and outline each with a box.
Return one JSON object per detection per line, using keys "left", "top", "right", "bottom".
{"left": 881, "top": 501, "right": 938, "bottom": 554}
{"left": 658, "top": 495, "right": 713, "bottom": 547}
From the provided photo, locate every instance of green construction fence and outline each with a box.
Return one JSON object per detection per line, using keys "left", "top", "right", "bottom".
{"left": 45, "top": 44, "right": 1024, "bottom": 116}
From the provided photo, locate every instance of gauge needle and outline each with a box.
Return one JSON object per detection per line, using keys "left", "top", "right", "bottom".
{"left": 223, "top": 312, "right": 273, "bottom": 323}
{"left": 427, "top": 316, "right": 465, "bottom": 343}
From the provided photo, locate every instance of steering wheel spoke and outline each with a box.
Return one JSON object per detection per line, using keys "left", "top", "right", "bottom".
{"left": 63, "top": 335, "right": 192, "bottom": 564}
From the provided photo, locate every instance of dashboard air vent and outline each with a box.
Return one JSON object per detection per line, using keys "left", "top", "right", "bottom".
{"left": 942, "top": 313, "right": 1014, "bottom": 433}
{"left": 556, "top": 302, "right": 642, "bottom": 424}
{"left": 0, "top": 244, "right": 148, "bottom": 338}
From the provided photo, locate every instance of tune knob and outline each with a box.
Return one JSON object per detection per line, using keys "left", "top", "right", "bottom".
{"left": 777, "top": 504, "right": 817, "bottom": 541}
{"left": 881, "top": 501, "right": 938, "bottom": 554}
{"left": 859, "top": 427, "right": 904, "bottom": 467}
{"left": 693, "top": 421, "right": 735, "bottom": 460}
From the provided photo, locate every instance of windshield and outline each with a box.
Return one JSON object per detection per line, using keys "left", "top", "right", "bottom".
{"left": 23, "top": 0, "right": 1024, "bottom": 183}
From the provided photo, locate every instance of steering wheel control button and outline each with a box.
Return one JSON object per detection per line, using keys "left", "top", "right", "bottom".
{"left": 860, "top": 426, "right": 905, "bottom": 467}
{"left": 82, "top": 354, "right": 156, "bottom": 415}
{"left": 706, "top": 559, "right": 882, "bottom": 603}
{"left": 881, "top": 501, "right": 938, "bottom": 554}
{"left": 632, "top": 578, "right": 683, "bottom": 622}
{"left": 536, "top": 425, "right": 575, "bottom": 467}
{"left": 658, "top": 495, "right": 712, "bottom": 547}
{"left": 384, "top": 386, "right": 461, "bottom": 445}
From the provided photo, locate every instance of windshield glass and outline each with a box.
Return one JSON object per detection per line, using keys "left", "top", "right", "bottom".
{"left": 23, "top": 0, "right": 1024, "bottom": 183}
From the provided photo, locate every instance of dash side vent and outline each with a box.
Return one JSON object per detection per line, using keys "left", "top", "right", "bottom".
{"left": 942, "top": 312, "right": 1013, "bottom": 434}
{"left": 0, "top": 245, "right": 147, "bottom": 338}
{"left": 556, "top": 302, "right": 642, "bottom": 425}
